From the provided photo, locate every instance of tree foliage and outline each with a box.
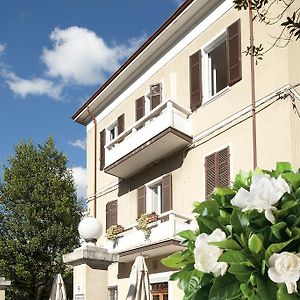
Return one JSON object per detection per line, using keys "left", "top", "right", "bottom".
{"left": 234, "top": 0, "right": 300, "bottom": 60}
{"left": 0, "top": 137, "right": 83, "bottom": 300}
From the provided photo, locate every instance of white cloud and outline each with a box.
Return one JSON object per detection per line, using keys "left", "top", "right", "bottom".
{"left": 71, "top": 166, "right": 86, "bottom": 199}
{"left": 0, "top": 43, "right": 6, "bottom": 54}
{"left": 68, "top": 138, "right": 86, "bottom": 150}
{"left": 41, "top": 26, "right": 146, "bottom": 86}
{"left": 2, "top": 69, "right": 63, "bottom": 100}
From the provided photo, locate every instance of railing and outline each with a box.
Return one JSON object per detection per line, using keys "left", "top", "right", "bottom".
{"left": 105, "top": 211, "right": 193, "bottom": 254}
{"left": 104, "top": 100, "right": 192, "bottom": 168}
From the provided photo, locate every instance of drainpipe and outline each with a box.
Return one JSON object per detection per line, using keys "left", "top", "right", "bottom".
{"left": 249, "top": 6, "right": 258, "bottom": 169}
{"left": 87, "top": 106, "right": 97, "bottom": 218}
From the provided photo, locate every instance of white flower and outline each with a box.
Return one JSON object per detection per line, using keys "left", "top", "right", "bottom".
{"left": 268, "top": 252, "right": 300, "bottom": 294}
{"left": 194, "top": 229, "right": 228, "bottom": 277}
{"left": 231, "top": 174, "right": 290, "bottom": 223}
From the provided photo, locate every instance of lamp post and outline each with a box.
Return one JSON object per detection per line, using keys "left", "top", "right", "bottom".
{"left": 63, "top": 217, "right": 117, "bottom": 300}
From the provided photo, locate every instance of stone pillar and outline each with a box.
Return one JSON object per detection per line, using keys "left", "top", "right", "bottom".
{"left": 64, "top": 244, "right": 117, "bottom": 300}
{"left": 0, "top": 277, "right": 11, "bottom": 300}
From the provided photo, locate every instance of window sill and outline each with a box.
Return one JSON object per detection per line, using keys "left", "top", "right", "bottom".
{"left": 202, "top": 86, "right": 231, "bottom": 108}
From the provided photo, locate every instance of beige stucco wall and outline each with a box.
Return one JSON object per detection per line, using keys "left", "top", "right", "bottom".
{"left": 0, "top": 290, "right": 5, "bottom": 300}
{"left": 82, "top": 1, "right": 300, "bottom": 298}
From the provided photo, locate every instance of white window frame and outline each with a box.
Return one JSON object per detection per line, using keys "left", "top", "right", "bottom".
{"left": 145, "top": 176, "right": 163, "bottom": 215}
{"left": 202, "top": 31, "right": 228, "bottom": 104}
{"left": 106, "top": 120, "right": 118, "bottom": 143}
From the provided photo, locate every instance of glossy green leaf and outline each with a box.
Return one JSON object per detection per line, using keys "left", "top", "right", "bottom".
{"left": 178, "top": 230, "right": 197, "bottom": 241}
{"left": 265, "top": 240, "right": 293, "bottom": 261}
{"left": 248, "top": 234, "right": 263, "bottom": 254}
{"left": 210, "top": 239, "right": 241, "bottom": 250}
{"left": 209, "top": 273, "right": 242, "bottom": 300}
{"left": 282, "top": 173, "right": 300, "bottom": 190}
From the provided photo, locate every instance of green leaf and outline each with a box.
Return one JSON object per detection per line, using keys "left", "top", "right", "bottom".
{"left": 282, "top": 173, "right": 300, "bottom": 190}
{"left": 161, "top": 252, "right": 187, "bottom": 269}
{"left": 209, "top": 273, "right": 242, "bottom": 300}
{"left": 271, "top": 222, "right": 287, "bottom": 239}
{"left": 275, "top": 162, "right": 292, "bottom": 175}
{"left": 219, "top": 250, "right": 250, "bottom": 264}
{"left": 265, "top": 240, "right": 293, "bottom": 261}
{"left": 210, "top": 239, "right": 241, "bottom": 250}
{"left": 248, "top": 234, "right": 263, "bottom": 254}
{"left": 178, "top": 230, "right": 197, "bottom": 241}
{"left": 214, "top": 187, "right": 236, "bottom": 197}
{"left": 231, "top": 209, "right": 249, "bottom": 234}
{"left": 193, "top": 200, "right": 220, "bottom": 217}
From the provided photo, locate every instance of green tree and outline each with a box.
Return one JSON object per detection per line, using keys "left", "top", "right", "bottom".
{"left": 0, "top": 137, "right": 83, "bottom": 300}
{"left": 234, "top": 0, "right": 299, "bottom": 59}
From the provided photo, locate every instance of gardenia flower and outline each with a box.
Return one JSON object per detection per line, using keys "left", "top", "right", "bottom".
{"left": 231, "top": 174, "right": 290, "bottom": 223}
{"left": 194, "top": 229, "right": 228, "bottom": 277}
{"left": 268, "top": 252, "right": 300, "bottom": 294}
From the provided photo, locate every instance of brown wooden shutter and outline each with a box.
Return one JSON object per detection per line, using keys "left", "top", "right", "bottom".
{"left": 150, "top": 83, "right": 162, "bottom": 110}
{"left": 117, "top": 114, "right": 125, "bottom": 135}
{"left": 136, "top": 96, "right": 145, "bottom": 121}
{"left": 100, "top": 129, "right": 106, "bottom": 170}
{"left": 205, "top": 153, "right": 217, "bottom": 197}
{"left": 189, "top": 50, "right": 202, "bottom": 112}
{"left": 205, "top": 147, "right": 230, "bottom": 197}
{"left": 137, "top": 186, "right": 146, "bottom": 218}
{"left": 162, "top": 174, "right": 172, "bottom": 213}
{"left": 218, "top": 147, "right": 230, "bottom": 188}
{"left": 106, "top": 200, "right": 118, "bottom": 230}
{"left": 227, "top": 19, "right": 242, "bottom": 86}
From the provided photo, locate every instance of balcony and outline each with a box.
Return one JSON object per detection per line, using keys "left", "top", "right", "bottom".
{"left": 104, "top": 100, "right": 192, "bottom": 178}
{"left": 105, "top": 211, "right": 193, "bottom": 262}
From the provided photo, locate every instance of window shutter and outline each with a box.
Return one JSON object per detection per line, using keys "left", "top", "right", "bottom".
{"left": 117, "top": 114, "right": 125, "bottom": 135}
{"left": 162, "top": 174, "right": 172, "bottom": 213}
{"left": 189, "top": 50, "right": 202, "bottom": 112}
{"left": 150, "top": 83, "right": 162, "bottom": 110}
{"left": 205, "top": 153, "right": 217, "bottom": 197}
{"left": 137, "top": 186, "right": 146, "bottom": 218}
{"left": 106, "top": 200, "right": 118, "bottom": 230}
{"left": 205, "top": 147, "right": 230, "bottom": 197}
{"left": 136, "top": 96, "right": 145, "bottom": 121}
{"left": 227, "top": 19, "right": 242, "bottom": 86}
{"left": 218, "top": 147, "right": 230, "bottom": 188}
{"left": 100, "top": 129, "right": 106, "bottom": 170}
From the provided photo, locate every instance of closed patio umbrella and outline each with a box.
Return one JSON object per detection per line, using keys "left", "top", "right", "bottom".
{"left": 49, "top": 273, "right": 67, "bottom": 300}
{"left": 126, "top": 255, "right": 151, "bottom": 300}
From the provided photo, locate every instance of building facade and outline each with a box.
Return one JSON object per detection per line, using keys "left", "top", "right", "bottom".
{"left": 72, "top": 0, "right": 300, "bottom": 299}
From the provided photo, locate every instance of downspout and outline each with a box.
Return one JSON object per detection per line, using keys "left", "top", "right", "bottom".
{"left": 87, "top": 106, "right": 97, "bottom": 218}
{"left": 249, "top": 6, "right": 258, "bottom": 169}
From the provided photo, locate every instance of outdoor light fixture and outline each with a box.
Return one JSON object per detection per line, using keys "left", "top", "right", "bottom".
{"left": 78, "top": 217, "right": 102, "bottom": 244}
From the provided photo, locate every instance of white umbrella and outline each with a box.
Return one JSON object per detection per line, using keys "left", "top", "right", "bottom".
{"left": 126, "top": 256, "right": 151, "bottom": 300}
{"left": 49, "top": 273, "right": 67, "bottom": 300}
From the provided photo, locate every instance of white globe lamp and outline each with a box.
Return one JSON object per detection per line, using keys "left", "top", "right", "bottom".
{"left": 78, "top": 217, "right": 102, "bottom": 244}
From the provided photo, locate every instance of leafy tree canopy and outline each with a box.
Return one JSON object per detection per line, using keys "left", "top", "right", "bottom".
{"left": 0, "top": 137, "right": 83, "bottom": 300}
{"left": 234, "top": 0, "right": 299, "bottom": 60}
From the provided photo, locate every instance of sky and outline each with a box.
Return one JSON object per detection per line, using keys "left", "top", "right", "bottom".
{"left": 0, "top": 0, "right": 183, "bottom": 200}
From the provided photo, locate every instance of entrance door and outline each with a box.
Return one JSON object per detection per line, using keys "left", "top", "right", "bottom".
{"left": 151, "top": 282, "right": 168, "bottom": 300}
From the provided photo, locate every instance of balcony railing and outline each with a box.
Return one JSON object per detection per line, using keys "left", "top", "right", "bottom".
{"left": 105, "top": 211, "right": 193, "bottom": 261}
{"left": 104, "top": 100, "right": 192, "bottom": 178}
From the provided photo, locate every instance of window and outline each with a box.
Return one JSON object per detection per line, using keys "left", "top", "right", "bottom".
{"left": 151, "top": 282, "right": 168, "bottom": 300}
{"left": 205, "top": 34, "right": 228, "bottom": 98}
{"left": 147, "top": 182, "right": 163, "bottom": 214}
{"left": 189, "top": 19, "right": 241, "bottom": 111}
{"left": 108, "top": 286, "right": 118, "bottom": 300}
{"left": 205, "top": 147, "right": 230, "bottom": 197}
{"left": 137, "top": 174, "right": 172, "bottom": 218}
{"left": 100, "top": 114, "right": 124, "bottom": 171}
{"left": 135, "top": 83, "right": 162, "bottom": 121}
{"left": 108, "top": 121, "right": 118, "bottom": 142}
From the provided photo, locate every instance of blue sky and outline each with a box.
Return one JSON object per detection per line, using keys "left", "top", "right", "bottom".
{"left": 0, "top": 0, "right": 181, "bottom": 199}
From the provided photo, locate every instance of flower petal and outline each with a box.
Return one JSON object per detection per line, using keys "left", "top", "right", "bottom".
{"left": 286, "top": 281, "right": 297, "bottom": 294}
{"left": 265, "top": 208, "right": 275, "bottom": 224}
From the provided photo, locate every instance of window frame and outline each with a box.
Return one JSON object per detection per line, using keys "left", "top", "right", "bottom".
{"left": 202, "top": 31, "right": 229, "bottom": 103}
{"left": 107, "top": 121, "right": 118, "bottom": 143}
{"left": 108, "top": 285, "right": 118, "bottom": 300}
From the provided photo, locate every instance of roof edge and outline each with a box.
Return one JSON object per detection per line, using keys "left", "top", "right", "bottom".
{"left": 71, "top": 0, "right": 195, "bottom": 122}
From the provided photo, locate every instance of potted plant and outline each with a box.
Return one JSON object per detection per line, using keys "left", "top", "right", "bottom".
{"left": 162, "top": 162, "right": 300, "bottom": 299}
{"left": 136, "top": 213, "right": 152, "bottom": 240}
{"left": 106, "top": 224, "right": 124, "bottom": 248}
